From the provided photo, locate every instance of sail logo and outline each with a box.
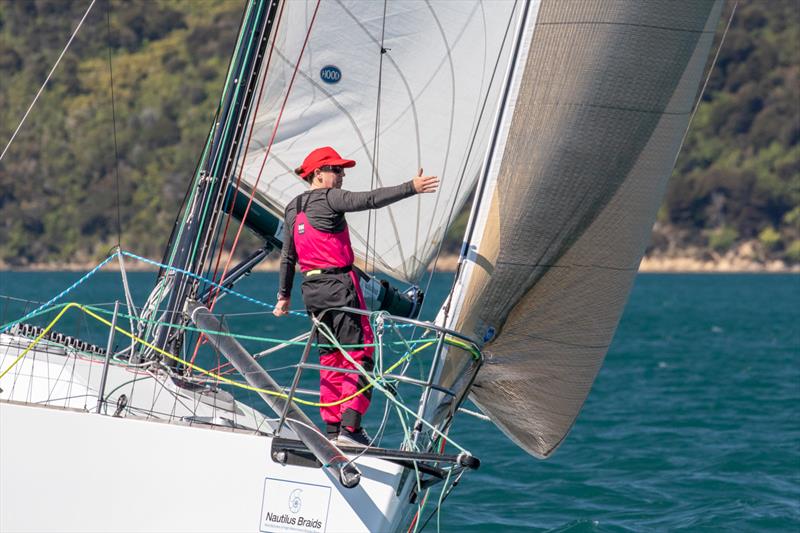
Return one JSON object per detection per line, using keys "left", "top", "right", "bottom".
{"left": 320, "top": 65, "right": 342, "bottom": 84}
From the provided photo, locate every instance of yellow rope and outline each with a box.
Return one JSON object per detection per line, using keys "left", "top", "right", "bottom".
{"left": 0, "top": 303, "right": 436, "bottom": 408}
{"left": 0, "top": 302, "right": 79, "bottom": 380}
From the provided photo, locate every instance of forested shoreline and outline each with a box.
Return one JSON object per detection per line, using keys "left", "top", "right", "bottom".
{"left": 0, "top": 0, "right": 797, "bottom": 269}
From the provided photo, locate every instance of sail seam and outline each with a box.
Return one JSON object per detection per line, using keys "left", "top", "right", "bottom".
{"left": 240, "top": 1, "right": 323, "bottom": 256}
{"left": 333, "top": 1, "right": 422, "bottom": 184}
{"left": 415, "top": 1, "right": 460, "bottom": 274}
{"left": 413, "top": 0, "right": 487, "bottom": 280}
{"left": 268, "top": 49, "right": 411, "bottom": 275}
{"left": 493, "top": 260, "right": 639, "bottom": 272}
{"left": 529, "top": 101, "right": 694, "bottom": 116}
{"left": 536, "top": 21, "right": 716, "bottom": 35}
{"left": 490, "top": 332, "right": 610, "bottom": 351}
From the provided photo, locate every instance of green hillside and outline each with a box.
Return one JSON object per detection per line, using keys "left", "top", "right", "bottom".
{"left": 0, "top": 0, "right": 797, "bottom": 266}
{"left": 661, "top": 0, "right": 800, "bottom": 262}
{"left": 0, "top": 0, "right": 244, "bottom": 264}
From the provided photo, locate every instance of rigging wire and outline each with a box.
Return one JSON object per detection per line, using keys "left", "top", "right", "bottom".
{"left": 148, "top": 0, "right": 271, "bottom": 363}
{"left": 674, "top": 1, "right": 738, "bottom": 166}
{"left": 410, "top": 0, "right": 522, "bottom": 328}
{"left": 0, "top": 0, "right": 97, "bottom": 163}
{"left": 438, "top": 0, "right": 533, "bottom": 326}
{"left": 181, "top": 0, "right": 321, "bottom": 365}
{"left": 364, "top": 0, "right": 389, "bottom": 301}
{"left": 188, "top": 0, "right": 288, "bottom": 366}
{"left": 204, "top": 0, "right": 321, "bottom": 307}
{"left": 158, "top": 112, "right": 218, "bottom": 273}
{"left": 147, "top": 0, "right": 257, "bottom": 343}
{"left": 184, "top": 1, "right": 267, "bottom": 274}
{"left": 205, "top": 0, "right": 287, "bottom": 308}
{"left": 106, "top": 0, "right": 122, "bottom": 247}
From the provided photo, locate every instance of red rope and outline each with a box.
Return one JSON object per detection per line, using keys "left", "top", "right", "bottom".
{"left": 189, "top": 0, "right": 287, "bottom": 366}
{"left": 207, "top": 0, "right": 287, "bottom": 307}
{"left": 407, "top": 434, "right": 449, "bottom": 532}
{"left": 218, "top": 0, "right": 322, "bottom": 281}
{"left": 193, "top": 0, "right": 322, "bottom": 368}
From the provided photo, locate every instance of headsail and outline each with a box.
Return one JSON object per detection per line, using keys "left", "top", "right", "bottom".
{"left": 239, "top": 0, "right": 522, "bottom": 281}
{"left": 446, "top": 0, "right": 724, "bottom": 458}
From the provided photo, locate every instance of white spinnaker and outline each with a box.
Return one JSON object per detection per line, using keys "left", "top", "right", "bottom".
{"left": 446, "top": 0, "right": 724, "bottom": 458}
{"left": 240, "top": 0, "right": 521, "bottom": 281}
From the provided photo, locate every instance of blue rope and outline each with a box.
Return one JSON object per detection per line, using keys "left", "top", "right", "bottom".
{"left": 0, "top": 252, "right": 119, "bottom": 333}
{"left": 120, "top": 250, "right": 414, "bottom": 327}
{"left": 1, "top": 249, "right": 415, "bottom": 332}
{"left": 119, "top": 250, "right": 309, "bottom": 317}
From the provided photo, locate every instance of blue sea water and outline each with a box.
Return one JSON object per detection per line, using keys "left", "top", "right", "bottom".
{"left": 0, "top": 271, "right": 798, "bottom": 531}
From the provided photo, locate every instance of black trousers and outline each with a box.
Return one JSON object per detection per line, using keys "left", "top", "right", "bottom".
{"left": 300, "top": 272, "right": 374, "bottom": 427}
{"left": 300, "top": 272, "right": 364, "bottom": 352}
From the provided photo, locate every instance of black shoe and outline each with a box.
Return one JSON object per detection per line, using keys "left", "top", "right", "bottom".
{"left": 338, "top": 426, "right": 372, "bottom": 446}
{"left": 325, "top": 423, "right": 341, "bottom": 441}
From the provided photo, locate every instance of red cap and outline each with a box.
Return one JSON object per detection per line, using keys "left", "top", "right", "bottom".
{"left": 295, "top": 146, "right": 356, "bottom": 180}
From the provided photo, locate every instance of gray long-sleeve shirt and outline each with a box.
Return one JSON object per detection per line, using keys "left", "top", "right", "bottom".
{"left": 278, "top": 181, "right": 416, "bottom": 297}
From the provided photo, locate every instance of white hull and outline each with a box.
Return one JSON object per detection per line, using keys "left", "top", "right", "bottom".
{"left": 0, "top": 335, "right": 420, "bottom": 532}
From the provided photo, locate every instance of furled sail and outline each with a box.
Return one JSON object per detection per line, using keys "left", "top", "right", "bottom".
{"left": 445, "top": 0, "right": 724, "bottom": 458}
{"left": 238, "top": 0, "right": 522, "bottom": 281}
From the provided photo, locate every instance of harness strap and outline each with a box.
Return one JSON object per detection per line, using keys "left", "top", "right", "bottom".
{"left": 304, "top": 265, "right": 353, "bottom": 277}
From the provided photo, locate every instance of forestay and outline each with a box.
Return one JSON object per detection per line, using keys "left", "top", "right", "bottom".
{"left": 239, "top": 0, "right": 522, "bottom": 282}
{"left": 446, "top": 0, "right": 724, "bottom": 458}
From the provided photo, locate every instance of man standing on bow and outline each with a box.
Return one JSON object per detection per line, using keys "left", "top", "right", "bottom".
{"left": 273, "top": 146, "right": 438, "bottom": 445}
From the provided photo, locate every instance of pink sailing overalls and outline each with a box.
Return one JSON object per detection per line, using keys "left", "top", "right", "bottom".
{"left": 293, "top": 198, "right": 374, "bottom": 431}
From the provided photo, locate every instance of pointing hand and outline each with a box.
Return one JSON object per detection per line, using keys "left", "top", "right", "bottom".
{"left": 412, "top": 168, "right": 439, "bottom": 194}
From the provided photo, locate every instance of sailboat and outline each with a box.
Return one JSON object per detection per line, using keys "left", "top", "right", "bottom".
{"left": 0, "top": 0, "right": 724, "bottom": 531}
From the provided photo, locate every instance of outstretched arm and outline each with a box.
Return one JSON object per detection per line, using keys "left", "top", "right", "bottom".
{"left": 326, "top": 169, "right": 439, "bottom": 213}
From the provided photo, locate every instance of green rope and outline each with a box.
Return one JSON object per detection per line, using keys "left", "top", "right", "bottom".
{"left": 1, "top": 302, "right": 476, "bottom": 358}
{"left": 148, "top": 0, "right": 259, "bottom": 334}
{"left": 85, "top": 305, "right": 377, "bottom": 349}
{"left": 187, "top": 0, "right": 266, "bottom": 269}
{"left": 313, "top": 319, "right": 471, "bottom": 455}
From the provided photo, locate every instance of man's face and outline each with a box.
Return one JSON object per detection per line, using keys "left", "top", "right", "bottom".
{"left": 316, "top": 166, "right": 345, "bottom": 188}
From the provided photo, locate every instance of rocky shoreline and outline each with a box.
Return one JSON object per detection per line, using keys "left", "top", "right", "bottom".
{"left": 2, "top": 251, "right": 798, "bottom": 273}
{"left": 637, "top": 255, "right": 799, "bottom": 273}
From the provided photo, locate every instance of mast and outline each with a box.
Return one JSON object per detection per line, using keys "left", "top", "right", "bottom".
{"left": 152, "top": 0, "right": 281, "bottom": 358}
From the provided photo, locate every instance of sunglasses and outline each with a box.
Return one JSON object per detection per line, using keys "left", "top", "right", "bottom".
{"left": 318, "top": 165, "right": 344, "bottom": 175}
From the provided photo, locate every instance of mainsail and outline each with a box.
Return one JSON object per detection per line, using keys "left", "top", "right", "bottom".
{"left": 446, "top": 0, "right": 724, "bottom": 458}
{"left": 238, "top": 0, "right": 523, "bottom": 281}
